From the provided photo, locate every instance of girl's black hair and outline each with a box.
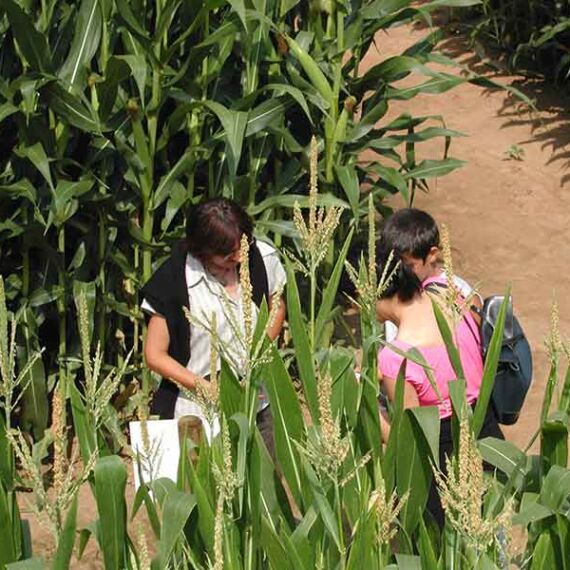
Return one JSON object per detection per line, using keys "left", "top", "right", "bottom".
{"left": 376, "top": 247, "right": 422, "bottom": 303}
{"left": 380, "top": 208, "right": 439, "bottom": 261}
{"left": 185, "top": 198, "right": 253, "bottom": 260}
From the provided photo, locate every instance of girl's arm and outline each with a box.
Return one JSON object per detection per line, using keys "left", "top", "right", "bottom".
{"left": 381, "top": 375, "right": 421, "bottom": 409}
{"left": 378, "top": 375, "right": 421, "bottom": 443}
{"left": 144, "top": 315, "right": 204, "bottom": 391}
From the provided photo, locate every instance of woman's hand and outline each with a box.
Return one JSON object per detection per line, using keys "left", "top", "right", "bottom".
{"left": 144, "top": 315, "right": 202, "bottom": 390}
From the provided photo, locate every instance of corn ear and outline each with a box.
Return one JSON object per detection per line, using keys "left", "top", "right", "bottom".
{"left": 285, "top": 35, "right": 334, "bottom": 105}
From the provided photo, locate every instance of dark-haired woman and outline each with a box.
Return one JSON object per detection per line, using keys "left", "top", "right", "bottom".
{"left": 141, "top": 198, "right": 286, "bottom": 447}
{"left": 374, "top": 252, "right": 503, "bottom": 527}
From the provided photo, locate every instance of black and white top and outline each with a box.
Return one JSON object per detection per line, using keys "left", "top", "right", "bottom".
{"left": 142, "top": 239, "right": 286, "bottom": 385}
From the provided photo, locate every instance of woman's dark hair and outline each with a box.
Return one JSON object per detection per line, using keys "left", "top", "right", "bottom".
{"left": 380, "top": 208, "right": 439, "bottom": 261}
{"left": 376, "top": 247, "right": 422, "bottom": 303}
{"left": 185, "top": 198, "right": 253, "bottom": 260}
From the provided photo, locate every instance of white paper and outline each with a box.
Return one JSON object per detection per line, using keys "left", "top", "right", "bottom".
{"left": 129, "top": 419, "right": 180, "bottom": 490}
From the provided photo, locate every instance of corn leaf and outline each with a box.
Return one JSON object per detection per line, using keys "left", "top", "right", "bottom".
{"left": 263, "top": 345, "right": 305, "bottom": 506}
{"left": 93, "top": 456, "right": 129, "bottom": 570}
{"left": 52, "top": 495, "right": 78, "bottom": 570}
{"left": 1, "top": 0, "right": 51, "bottom": 72}
{"left": 158, "top": 490, "right": 197, "bottom": 569}
{"left": 58, "top": 0, "right": 102, "bottom": 90}
{"left": 284, "top": 257, "right": 318, "bottom": 423}
{"left": 473, "top": 293, "right": 509, "bottom": 437}
{"left": 315, "top": 229, "right": 354, "bottom": 348}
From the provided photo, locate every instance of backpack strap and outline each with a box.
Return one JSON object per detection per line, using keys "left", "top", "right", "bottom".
{"left": 424, "top": 281, "right": 482, "bottom": 349}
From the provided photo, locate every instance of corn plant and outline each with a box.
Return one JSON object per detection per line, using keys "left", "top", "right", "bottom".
{"left": 460, "top": 0, "right": 570, "bottom": 83}
{"left": 0, "top": 277, "right": 37, "bottom": 565}
{"left": 0, "top": 0, "right": 492, "bottom": 439}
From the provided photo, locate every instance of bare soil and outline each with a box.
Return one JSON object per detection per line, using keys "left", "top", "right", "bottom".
{"left": 21, "top": 19, "right": 570, "bottom": 567}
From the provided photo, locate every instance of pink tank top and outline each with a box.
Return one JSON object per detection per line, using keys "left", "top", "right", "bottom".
{"left": 378, "top": 278, "right": 483, "bottom": 419}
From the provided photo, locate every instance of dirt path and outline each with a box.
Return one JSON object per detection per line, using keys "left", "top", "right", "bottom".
{"left": 361, "top": 22, "right": 570, "bottom": 450}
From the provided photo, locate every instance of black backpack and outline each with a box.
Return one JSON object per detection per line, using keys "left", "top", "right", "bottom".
{"left": 426, "top": 283, "right": 533, "bottom": 425}
{"left": 476, "top": 295, "right": 533, "bottom": 425}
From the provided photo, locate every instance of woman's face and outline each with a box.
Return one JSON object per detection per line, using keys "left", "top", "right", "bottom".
{"left": 207, "top": 240, "right": 241, "bottom": 272}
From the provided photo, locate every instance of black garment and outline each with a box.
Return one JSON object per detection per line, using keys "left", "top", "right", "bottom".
{"left": 426, "top": 403, "right": 504, "bottom": 528}
{"left": 141, "top": 241, "right": 269, "bottom": 418}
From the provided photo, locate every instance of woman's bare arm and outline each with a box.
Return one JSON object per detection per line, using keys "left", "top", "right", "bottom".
{"left": 144, "top": 315, "right": 202, "bottom": 390}
{"left": 266, "top": 296, "right": 286, "bottom": 341}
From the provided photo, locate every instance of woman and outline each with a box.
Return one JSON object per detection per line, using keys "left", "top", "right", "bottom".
{"left": 375, "top": 252, "right": 503, "bottom": 526}
{"left": 141, "top": 198, "right": 286, "bottom": 447}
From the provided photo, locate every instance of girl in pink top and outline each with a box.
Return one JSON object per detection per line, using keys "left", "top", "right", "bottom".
{"left": 379, "top": 277, "right": 483, "bottom": 419}
{"left": 374, "top": 249, "right": 503, "bottom": 527}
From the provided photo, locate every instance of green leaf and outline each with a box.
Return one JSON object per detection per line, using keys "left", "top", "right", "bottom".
{"left": 405, "top": 158, "right": 465, "bottom": 180}
{"left": 478, "top": 437, "right": 527, "bottom": 489}
{"left": 93, "top": 456, "right": 128, "bottom": 570}
{"left": 315, "top": 229, "right": 354, "bottom": 348}
{"left": 260, "top": 517, "right": 295, "bottom": 570}
{"left": 18, "top": 309, "right": 48, "bottom": 441}
{"left": 335, "top": 166, "right": 360, "bottom": 219}
{"left": 42, "top": 83, "right": 101, "bottom": 133}
{"left": 395, "top": 554, "right": 422, "bottom": 569}
{"left": 115, "top": 55, "right": 147, "bottom": 108}
{"left": 473, "top": 293, "right": 509, "bottom": 437}
{"left": 52, "top": 495, "right": 78, "bottom": 570}
{"left": 417, "top": 516, "right": 438, "bottom": 568}
{"left": 512, "top": 499, "right": 553, "bottom": 526}
{"left": 557, "top": 363, "right": 570, "bottom": 414}
{"left": 0, "top": 180, "right": 37, "bottom": 204}
{"left": 219, "top": 359, "right": 243, "bottom": 419}
{"left": 1, "top": 0, "right": 51, "bottom": 72}
{"left": 530, "top": 530, "right": 558, "bottom": 570}
{"left": 0, "top": 482, "right": 18, "bottom": 565}
{"left": 58, "top": 0, "right": 102, "bottom": 90}
{"left": 245, "top": 98, "right": 289, "bottom": 137}
{"left": 158, "top": 490, "right": 197, "bottom": 568}
{"left": 302, "top": 458, "right": 342, "bottom": 552}
{"left": 200, "top": 101, "right": 248, "bottom": 178}
{"left": 15, "top": 143, "right": 53, "bottom": 191}
{"left": 397, "top": 408, "right": 439, "bottom": 536}
{"left": 284, "top": 257, "right": 318, "bottom": 424}
{"left": 52, "top": 178, "right": 94, "bottom": 226}
{"left": 263, "top": 83, "right": 312, "bottom": 124}
{"left": 286, "top": 34, "right": 333, "bottom": 105}
{"left": 227, "top": 0, "right": 247, "bottom": 29}
{"left": 430, "top": 299, "right": 465, "bottom": 380}
{"left": 0, "top": 102, "right": 18, "bottom": 123}
{"left": 540, "top": 465, "right": 570, "bottom": 512}
{"left": 368, "top": 163, "right": 409, "bottom": 203}
{"left": 263, "top": 345, "right": 305, "bottom": 506}
{"left": 153, "top": 152, "right": 193, "bottom": 209}
{"left": 541, "top": 413, "right": 569, "bottom": 474}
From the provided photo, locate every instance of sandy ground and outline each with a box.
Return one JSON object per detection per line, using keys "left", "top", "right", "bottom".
{"left": 19, "top": 18, "right": 570, "bottom": 567}
{"left": 359, "top": 21, "right": 570, "bottom": 451}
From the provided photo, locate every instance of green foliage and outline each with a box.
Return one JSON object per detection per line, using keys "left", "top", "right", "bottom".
{"left": 459, "top": 0, "right": 570, "bottom": 83}
{"left": 0, "top": 0, "right": 482, "bottom": 436}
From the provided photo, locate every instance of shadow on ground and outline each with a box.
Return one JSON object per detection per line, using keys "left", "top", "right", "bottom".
{"left": 416, "top": 21, "right": 570, "bottom": 187}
